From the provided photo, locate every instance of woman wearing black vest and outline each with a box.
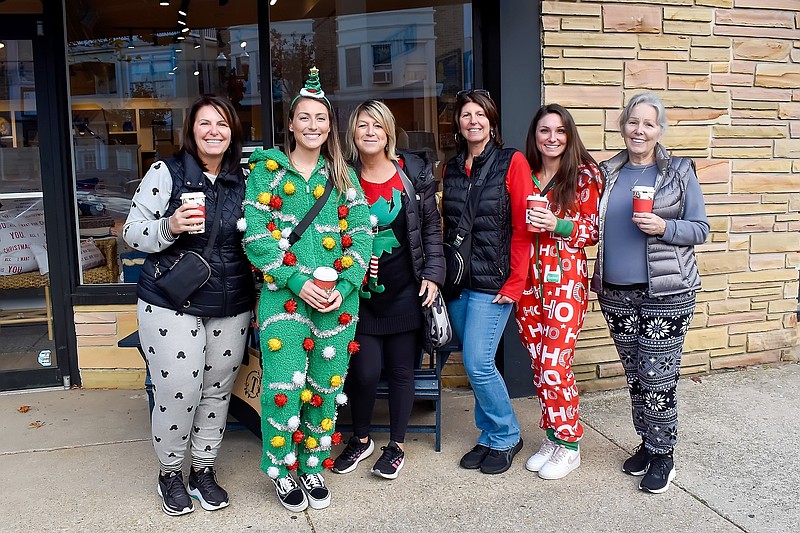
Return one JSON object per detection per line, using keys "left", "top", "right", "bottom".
{"left": 332, "top": 100, "right": 445, "bottom": 480}
{"left": 443, "top": 90, "right": 533, "bottom": 474}
{"left": 123, "top": 95, "right": 253, "bottom": 516}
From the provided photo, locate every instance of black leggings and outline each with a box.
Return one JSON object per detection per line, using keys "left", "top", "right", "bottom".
{"left": 347, "top": 330, "right": 418, "bottom": 444}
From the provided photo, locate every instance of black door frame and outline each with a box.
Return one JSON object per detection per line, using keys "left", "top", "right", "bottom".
{"left": 0, "top": 12, "right": 77, "bottom": 390}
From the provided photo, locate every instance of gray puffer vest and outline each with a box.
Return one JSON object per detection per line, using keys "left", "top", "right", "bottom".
{"left": 591, "top": 144, "right": 706, "bottom": 297}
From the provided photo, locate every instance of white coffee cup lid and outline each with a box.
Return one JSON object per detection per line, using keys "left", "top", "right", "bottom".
{"left": 313, "top": 266, "right": 338, "bottom": 282}
{"left": 631, "top": 186, "right": 655, "bottom": 192}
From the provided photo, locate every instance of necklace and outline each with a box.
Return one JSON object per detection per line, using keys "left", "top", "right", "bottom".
{"left": 289, "top": 154, "right": 315, "bottom": 173}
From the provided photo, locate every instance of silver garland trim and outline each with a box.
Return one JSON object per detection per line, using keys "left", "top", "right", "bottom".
{"left": 268, "top": 168, "right": 287, "bottom": 190}
{"left": 242, "top": 232, "right": 271, "bottom": 245}
{"left": 267, "top": 417, "right": 297, "bottom": 433}
{"left": 242, "top": 199, "right": 272, "bottom": 212}
{"left": 306, "top": 373, "right": 346, "bottom": 395}
{"left": 260, "top": 312, "right": 358, "bottom": 338}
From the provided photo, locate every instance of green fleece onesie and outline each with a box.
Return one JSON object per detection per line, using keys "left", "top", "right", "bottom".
{"left": 243, "top": 148, "right": 372, "bottom": 478}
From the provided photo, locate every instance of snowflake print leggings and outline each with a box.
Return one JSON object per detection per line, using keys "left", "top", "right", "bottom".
{"left": 597, "top": 285, "right": 696, "bottom": 455}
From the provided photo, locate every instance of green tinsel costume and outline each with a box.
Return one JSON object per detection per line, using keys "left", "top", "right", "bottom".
{"left": 243, "top": 147, "right": 371, "bottom": 479}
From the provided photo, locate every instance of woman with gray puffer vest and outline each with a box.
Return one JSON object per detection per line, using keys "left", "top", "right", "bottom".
{"left": 591, "top": 92, "right": 708, "bottom": 495}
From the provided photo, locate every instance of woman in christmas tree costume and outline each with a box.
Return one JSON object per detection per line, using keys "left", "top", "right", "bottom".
{"left": 243, "top": 68, "right": 372, "bottom": 512}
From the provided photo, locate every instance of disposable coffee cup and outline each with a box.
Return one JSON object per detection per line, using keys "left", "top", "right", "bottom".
{"left": 526, "top": 195, "right": 549, "bottom": 233}
{"left": 632, "top": 186, "right": 655, "bottom": 214}
{"left": 313, "top": 266, "right": 338, "bottom": 306}
{"left": 180, "top": 192, "right": 206, "bottom": 234}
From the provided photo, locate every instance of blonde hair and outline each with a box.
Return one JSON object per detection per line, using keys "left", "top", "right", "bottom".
{"left": 345, "top": 100, "right": 399, "bottom": 163}
{"left": 285, "top": 96, "right": 355, "bottom": 195}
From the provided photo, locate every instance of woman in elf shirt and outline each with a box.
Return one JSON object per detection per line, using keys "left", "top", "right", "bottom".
{"left": 331, "top": 100, "right": 444, "bottom": 480}
{"left": 516, "top": 103, "right": 602, "bottom": 480}
{"left": 242, "top": 68, "right": 371, "bottom": 512}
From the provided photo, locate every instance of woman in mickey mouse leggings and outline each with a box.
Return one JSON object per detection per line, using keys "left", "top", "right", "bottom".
{"left": 124, "top": 95, "right": 253, "bottom": 517}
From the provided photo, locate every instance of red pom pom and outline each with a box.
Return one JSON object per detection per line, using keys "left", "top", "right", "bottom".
{"left": 284, "top": 299, "right": 298, "bottom": 313}
{"left": 274, "top": 393, "right": 288, "bottom": 407}
{"left": 338, "top": 312, "right": 352, "bottom": 325}
{"left": 269, "top": 195, "right": 283, "bottom": 209}
{"left": 341, "top": 234, "right": 353, "bottom": 248}
{"left": 347, "top": 340, "right": 360, "bottom": 355}
{"left": 337, "top": 205, "right": 349, "bottom": 219}
{"left": 310, "top": 394, "right": 323, "bottom": 407}
{"left": 287, "top": 460, "right": 299, "bottom": 471}
{"left": 331, "top": 432, "right": 343, "bottom": 446}
{"left": 333, "top": 259, "right": 344, "bottom": 272}
{"left": 283, "top": 252, "right": 297, "bottom": 266}
{"left": 303, "top": 338, "right": 315, "bottom": 351}
{"left": 322, "top": 458, "right": 335, "bottom": 470}
{"left": 292, "top": 430, "right": 304, "bottom": 443}
{"left": 267, "top": 221, "right": 276, "bottom": 232}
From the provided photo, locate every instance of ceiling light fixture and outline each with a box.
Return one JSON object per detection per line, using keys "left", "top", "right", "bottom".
{"left": 178, "top": 9, "right": 187, "bottom": 16}
{"left": 160, "top": 1, "right": 170, "bottom": 6}
{"left": 181, "top": 26, "right": 190, "bottom": 33}
{"left": 270, "top": 0, "right": 278, "bottom": 5}
{"left": 177, "top": 19, "right": 186, "bottom": 25}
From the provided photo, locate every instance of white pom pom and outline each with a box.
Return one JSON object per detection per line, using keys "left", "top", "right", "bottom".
{"left": 336, "top": 393, "right": 348, "bottom": 405}
{"left": 346, "top": 187, "right": 357, "bottom": 201}
{"left": 306, "top": 456, "right": 319, "bottom": 468}
{"left": 281, "top": 227, "right": 292, "bottom": 238}
{"left": 278, "top": 238, "right": 290, "bottom": 251}
{"left": 369, "top": 214, "right": 378, "bottom": 227}
{"left": 319, "top": 435, "right": 332, "bottom": 448}
{"left": 287, "top": 416, "right": 300, "bottom": 431}
{"left": 267, "top": 283, "right": 278, "bottom": 292}
{"left": 236, "top": 217, "right": 247, "bottom": 231}
{"left": 267, "top": 466, "right": 280, "bottom": 479}
{"left": 292, "top": 371, "right": 305, "bottom": 386}
{"left": 322, "top": 346, "right": 336, "bottom": 360}
{"left": 284, "top": 452, "right": 296, "bottom": 466}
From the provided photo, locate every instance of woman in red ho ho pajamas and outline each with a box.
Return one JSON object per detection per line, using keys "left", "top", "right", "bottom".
{"left": 515, "top": 104, "right": 602, "bottom": 481}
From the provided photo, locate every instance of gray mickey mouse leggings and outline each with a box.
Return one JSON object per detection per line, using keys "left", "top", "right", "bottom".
{"left": 137, "top": 299, "right": 249, "bottom": 473}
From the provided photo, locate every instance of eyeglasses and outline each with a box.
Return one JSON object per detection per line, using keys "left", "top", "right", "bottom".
{"left": 456, "top": 88, "right": 491, "bottom": 99}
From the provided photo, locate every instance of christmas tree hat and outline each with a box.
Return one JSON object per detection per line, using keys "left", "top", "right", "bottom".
{"left": 291, "top": 66, "right": 331, "bottom": 109}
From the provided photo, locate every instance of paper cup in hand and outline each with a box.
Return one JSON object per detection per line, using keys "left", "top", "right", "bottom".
{"left": 526, "top": 195, "right": 549, "bottom": 233}
{"left": 632, "top": 186, "right": 655, "bottom": 214}
{"left": 313, "top": 266, "right": 338, "bottom": 306}
{"left": 180, "top": 192, "right": 206, "bottom": 234}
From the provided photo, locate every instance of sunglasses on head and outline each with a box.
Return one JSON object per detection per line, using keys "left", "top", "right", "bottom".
{"left": 456, "top": 88, "right": 491, "bottom": 98}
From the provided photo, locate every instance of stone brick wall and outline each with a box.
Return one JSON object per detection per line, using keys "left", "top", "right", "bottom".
{"left": 540, "top": 0, "right": 800, "bottom": 392}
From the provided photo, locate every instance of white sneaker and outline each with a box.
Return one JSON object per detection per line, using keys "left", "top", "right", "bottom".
{"left": 525, "top": 439, "right": 558, "bottom": 472}
{"left": 538, "top": 445, "right": 580, "bottom": 480}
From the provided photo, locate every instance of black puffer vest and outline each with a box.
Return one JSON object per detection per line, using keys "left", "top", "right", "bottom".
{"left": 442, "top": 144, "right": 516, "bottom": 294}
{"left": 137, "top": 153, "right": 254, "bottom": 316}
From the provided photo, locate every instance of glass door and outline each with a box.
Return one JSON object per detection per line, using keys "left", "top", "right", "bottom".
{"left": 0, "top": 26, "right": 60, "bottom": 390}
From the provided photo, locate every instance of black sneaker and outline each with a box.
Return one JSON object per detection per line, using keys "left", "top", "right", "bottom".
{"left": 459, "top": 444, "right": 491, "bottom": 469}
{"left": 298, "top": 472, "right": 331, "bottom": 510}
{"left": 332, "top": 436, "right": 375, "bottom": 474}
{"left": 188, "top": 467, "right": 229, "bottom": 511}
{"left": 623, "top": 441, "right": 652, "bottom": 476}
{"left": 157, "top": 471, "right": 194, "bottom": 516}
{"left": 371, "top": 442, "right": 405, "bottom": 480}
{"left": 480, "top": 438, "right": 524, "bottom": 475}
{"left": 639, "top": 452, "right": 676, "bottom": 494}
{"left": 272, "top": 475, "right": 308, "bottom": 512}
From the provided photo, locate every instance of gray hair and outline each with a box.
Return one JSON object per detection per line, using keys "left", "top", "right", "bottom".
{"left": 618, "top": 92, "right": 668, "bottom": 135}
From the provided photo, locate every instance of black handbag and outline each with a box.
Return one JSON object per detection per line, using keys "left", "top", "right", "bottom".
{"left": 154, "top": 189, "right": 226, "bottom": 309}
{"left": 393, "top": 160, "right": 452, "bottom": 352}
{"left": 442, "top": 149, "right": 498, "bottom": 301}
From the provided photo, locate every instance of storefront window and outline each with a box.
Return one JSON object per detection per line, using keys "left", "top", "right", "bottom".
{"left": 65, "top": 1, "right": 262, "bottom": 283}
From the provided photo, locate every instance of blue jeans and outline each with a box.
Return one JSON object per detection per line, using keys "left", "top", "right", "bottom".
{"left": 447, "top": 289, "right": 521, "bottom": 450}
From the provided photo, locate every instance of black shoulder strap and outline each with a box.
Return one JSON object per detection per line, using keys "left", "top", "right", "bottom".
{"left": 393, "top": 160, "right": 416, "bottom": 199}
{"left": 450, "top": 148, "right": 499, "bottom": 249}
{"left": 289, "top": 177, "right": 334, "bottom": 245}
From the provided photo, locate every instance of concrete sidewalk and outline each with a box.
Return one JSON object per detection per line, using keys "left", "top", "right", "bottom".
{"left": 1, "top": 363, "right": 798, "bottom": 533}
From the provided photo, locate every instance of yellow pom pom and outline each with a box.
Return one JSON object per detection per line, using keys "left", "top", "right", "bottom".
{"left": 341, "top": 256, "right": 354, "bottom": 269}
{"left": 257, "top": 192, "right": 272, "bottom": 205}
{"left": 249, "top": 162, "right": 256, "bottom": 171}
{"left": 320, "top": 418, "right": 333, "bottom": 431}
{"left": 338, "top": 219, "right": 348, "bottom": 231}
{"left": 313, "top": 184, "right": 325, "bottom": 199}
{"left": 268, "top": 338, "right": 282, "bottom": 352}
{"left": 271, "top": 229, "right": 282, "bottom": 240}
{"left": 270, "top": 435, "right": 286, "bottom": 448}
{"left": 322, "top": 236, "right": 336, "bottom": 250}
{"left": 283, "top": 181, "right": 296, "bottom": 195}
{"left": 266, "top": 159, "right": 279, "bottom": 171}
{"left": 330, "top": 375, "right": 342, "bottom": 388}
{"left": 264, "top": 274, "right": 274, "bottom": 283}
{"left": 300, "top": 389, "right": 312, "bottom": 403}
{"left": 305, "top": 436, "right": 318, "bottom": 450}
